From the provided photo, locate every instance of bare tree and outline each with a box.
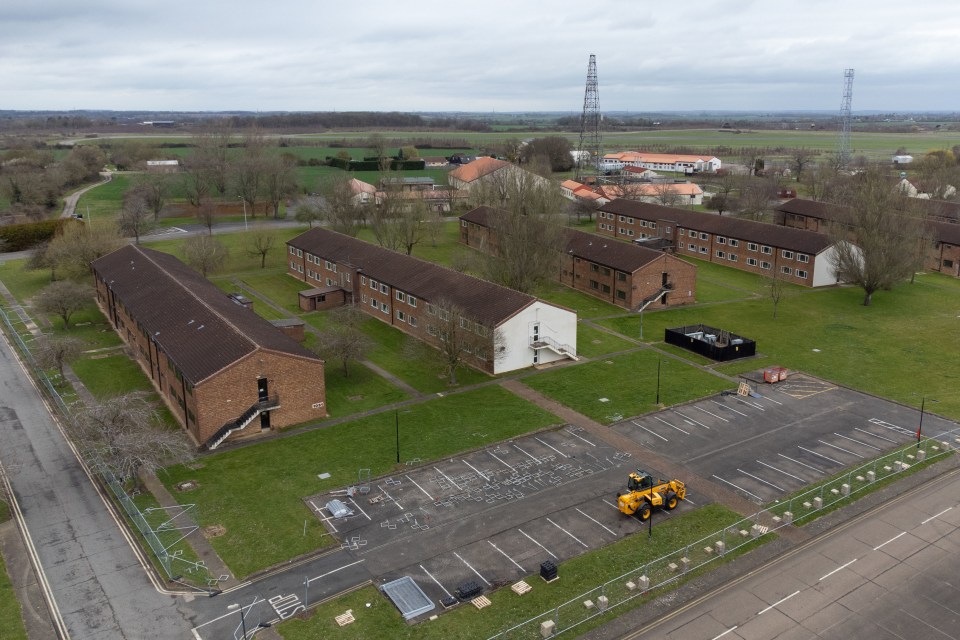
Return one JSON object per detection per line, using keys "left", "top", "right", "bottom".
{"left": 367, "top": 133, "right": 391, "bottom": 171}
{"left": 72, "top": 392, "right": 194, "bottom": 490}
{"left": 33, "top": 334, "right": 86, "bottom": 382}
{"left": 183, "top": 234, "right": 228, "bottom": 277}
{"left": 246, "top": 223, "right": 277, "bottom": 268}
{"left": 263, "top": 153, "right": 299, "bottom": 218}
{"left": 913, "top": 150, "right": 959, "bottom": 200}
{"left": 34, "top": 280, "right": 93, "bottom": 329}
{"left": 197, "top": 199, "right": 217, "bottom": 235}
{"left": 427, "top": 298, "right": 505, "bottom": 385}
{"left": 46, "top": 221, "right": 124, "bottom": 281}
{"left": 315, "top": 306, "right": 373, "bottom": 377}
{"left": 318, "top": 174, "right": 363, "bottom": 236}
{"left": 118, "top": 189, "right": 155, "bottom": 244}
{"left": 790, "top": 148, "right": 816, "bottom": 182}
{"left": 734, "top": 174, "right": 778, "bottom": 221}
{"left": 370, "top": 187, "right": 429, "bottom": 255}
{"left": 653, "top": 181, "right": 682, "bottom": 207}
{"left": 294, "top": 197, "right": 323, "bottom": 228}
{"left": 129, "top": 173, "right": 170, "bottom": 221}
{"left": 233, "top": 130, "right": 267, "bottom": 219}
{"left": 767, "top": 266, "right": 786, "bottom": 319}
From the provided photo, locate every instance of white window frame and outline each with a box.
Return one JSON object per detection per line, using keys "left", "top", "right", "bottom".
{"left": 796, "top": 269, "right": 808, "bottom": 279}
{"left": 748, "top": 242, "right": 758, "bottom": 252}
{"left": 729, "top": 239, "right": 739, "bottom": 248}
{"left": 380, "top": 283, "right": 388, "bottom": 294}
{"left": 761, "top": 245, "right": 772, "bottom": 255}
{"left": 760, "top": 261, "right": 771, "bottom": 270}
{"left": 797, "top": 254, "right": 809, "bottom": 263}
{"left": 699, "top": 232, "right": 708, "bottom": 240}
{"left": 781, "top": 250, "right": 794, "bottom": 260}
{"left": 396, "top": 291, "right": 406, "bottom": 302}
{"left": 747, "top": 257, "right": 758, "bottom": 266}
{"left": 408, "top": 296, "right": 417, "bottom": 308}
{"left": 397, "top": 310, "right": 406, "bottom": 322}
{"left": 780, "top": 266, "right": 792, "bottom": 275}
{"left": 728, "top": 254, "right": 738, "bottom": 262}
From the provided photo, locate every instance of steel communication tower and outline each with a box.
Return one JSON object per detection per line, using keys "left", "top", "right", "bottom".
{"left": 838, "top": 68, "right": 854, "bottom": 169}
{"left": 576, "top": 55, "right": 602, "bottom": 181}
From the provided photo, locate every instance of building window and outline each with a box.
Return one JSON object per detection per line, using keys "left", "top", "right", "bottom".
{"left": 665, "top": 226, "right": 671, "bottom": 234}
{"left": 427, "top": 325, "right": 437, "bottom": 336}
{"left": 760, "top": 261, "right": 771, "bottom": 270}
{"left": 397, "top": 310, "right": 406, "bottom": 322}
{"left": 324, "top": 260, "right": 333, "bottom": 269}
{"left": 427, "top": 303, "right": 436, "bottom": 315}
{"left": 797, "top": 254, "right": 809, "bottom": 263}
{"left": 371, "top": 298, "right": 377, "bottom": 309}
{"left": 747, "top": 257, "right": 758, "bottom": 266}
{"left": 617, "top": 272, "right": 627, "bottom": 282}
{"left": 601, "top": 284, "right": 611, "bottom": 294}
{"left": 290, "top": 261, "right": 297, "bottom": 270}
{"left": 729, "top": 239, "right": 739, "bottom": 248}
{"left": 748, "top": 243, "right": 758, "bottom": 252}
{"left": 296, "top": 249, "right": 303, "bottom": 257}
{"left": 728, "top": 254, "right": 738, "bottom": 262}
{"left": 360, "top": 275, "right": 366, "bottom": 285}
{"left": 699, "top": 232, "right": 708, "bottom": 240}
{"left": 627, "top": 229, "right": 634, "bottom": 236}
{"left": 781, "top": 266, "right": 792, "bottom": 275}
{"left": 761, "top": 246, "right": 772, "bottom": 255}
{"left": 380, "top": 302, "right": 388, "bottom": 313}
{"left": 396, "top": 291, "right": 406, "bottom": 302}
{"left": 649, "top": 222, "right": 657, "bottom": 230}
{"left": 408, "top": 296, "right": 417, "bottom": 307}
{"left": 370, "top": 279, "right": 378, "bottom": 290}
{"left": 796, "top": 270, "right": 808, "bottom": 279}
{"left": 344, "top": 273, "right": 350, "bottom": 283}
{"left": 616, "top": 289, "right": 626, "bottom": 300}
{"left": 640, "top": 220, "right": 647, "bottom": 227}
{"left": 409, "top": 316, "right": 417, "bottom": 327}
{"left": 716, "top": 250, "right": 725, "bottom": 259}
{"left": 679, "top": 229, "right": 685, "bottom": 236}
{"left": 717, "top": 237, "right": 726, "bottom": 245}
{"left": 362, "top": 294, "right": 367, "bottom": 303}
{"left": 297, "top": 264, "right": 303, "bottom": 273}
{"left": 461, "top": 220, "right": 467, "bottom": 227}
{"left": 700, "top": 247, "right": 708, "bottom": 254}
{"left": 688, "top": 244, "right": 696, "bottom": 252}
{"left": 678, "top": 241, "right": 685, "bottom": 249}
{"left": 289, "top": 246, "right": 296, "bottom": 255}
{"left": 589, "top": 279, "right": 599, "bottom": 290}
{"left": 380, "top": 283, "right": 388, "bottom": 294}
{"left": 782, "top": 250, "right": 794, "bottom": 259}
{"left": 618, "top": 215, "right": 625, "bottom": 222}
{"left": 590, "top": 264, "right": 599, "bottom": 273}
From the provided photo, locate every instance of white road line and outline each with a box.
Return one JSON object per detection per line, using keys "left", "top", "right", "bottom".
{"left": 756, "top": 460, "right": 805, "bottom": 482}
{"left": 833, "top": 432, "right": 881, "bottom": 451}
{"left": 696, "top": 406, "right": 729, "bottom": 422}
{"left": 757, "top": 590, "right": 800, "bottom": 615}
{"left": 191, "top": 596, "right": 266, "bottom": 630}
{"left": 674, "top": 411, "right": 710, "bottom": 429}
{"left": 434, "top": 466, "right": 462, "bottom": 491}
{"left": 712, "top": 475, "right": 763, "bottom": 501}
{"left": 461, "top": 459, "right": 490, "bottom": 482}
{"left": 380, "top": 486, "right": 404, "bottom": 510}
{"left": 711, "top": 627, "right": 739, "bottom": 640}
{"left": 408, "top": 475, "right": 434, "bottom": 500}
{"left": 305, "top": 559, "right": 367, "bottom": 586}
{"left": 819, "top": 558, "right": 857, "bottom": 582}
{"left": 518, "top": 528, "right": 557, "bottom": 559}
{"left": 654, "top": 416, "right": 690, "bottom": 435}
{"left": 736, "top": 398, "right": 765, "bottom": 411}
{"left": 874, "top": 531, "right": 906, "bottom": 551}
{"left": 576, "top": 508, "right": 618, "bottom": 536}
{"left": 420, "top": 564, "right": 453, "bottom": 598}
{"left": 737, "top": 468, "right": 785, "bottom": 492}
{"left": 488, "top": 450, "right": 515, "bottom": 472}
{"left": 712, "top": 400, "right": 748, "bottom": 416}
{"left": 631, "top": 419, "right": 668, "bottom": 442}
{"left": 855, "top": 427, "right": 897, "bottom": 444}
{"left": 604, "top": 500, "right": 621, "bottom": 510}
{"left": 310, "top": 500, "right": 339, "bottom": 533}
{"left": 514, "top": 444, "right": 542, "bottom": 464}
{"left": 547, "top": 517, "right": 589, "bottom": 548}
{"left": 778, "top": 453, "right": 826, "bottom": 474}
{"left": 817, "top": 439, "right": 865, "bottom": 459}
{"left": 566, "top": 427, "right": 597, "bottom": 447}
{"left": 797, "top": 446, "right": 842, "bottom": 465}
{"left": 868, "top": 418, "right": 913, "bottom": 436}
{"left": 488, "top": 540, "right": 525, "bottom": 572}
{"left": 921, "top": 507, "right": 953, "bottom": 525}
{"left": 454, "top": 552, "right": 491, "bottom": 586}
{"left": 756, "top": 394, "right": 783, "bottom": 405}
{"left": 535, "top": 437, "right": 569, "bottom": 458}
{"left": 348, "top": 497, "right": 371, "bottom": 521}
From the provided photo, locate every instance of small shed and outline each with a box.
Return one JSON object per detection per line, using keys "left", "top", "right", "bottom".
{"left": 298, "top": 286, "right": 347, "bottom": 312}
{"left": 270, "top": 318, "right": 306, "bottom": 342}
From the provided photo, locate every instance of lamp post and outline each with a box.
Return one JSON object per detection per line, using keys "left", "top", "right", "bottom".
{"left": 227, "top": 602, "right": 248, "bottom": 639}
{"left": 655, "top": 358, "right": 662, "bottom": 406}
{"left": 917, "top": 397, "right": 939, "bottom": 448}
{"left": 395, "top": 410, "right": 400, "bottom": 464}
{"left": 238, "top": 196, "right": 248, "bottom": 231}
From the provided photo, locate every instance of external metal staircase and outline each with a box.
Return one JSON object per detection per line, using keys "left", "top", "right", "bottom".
{"left": 205, "top": 395, "right": 280, "bottom": 450}
{"left": 530, "top": 334, "right": 579, "bottom": 361}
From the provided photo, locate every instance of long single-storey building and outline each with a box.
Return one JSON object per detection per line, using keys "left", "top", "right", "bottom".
{"left": 596, "top": 199, "right": 840, "bottom": 287}
{"left": 459, "top": 206, "right": 697, "bottom": 309}
{"left": 92, "top": 245, "right": 327, "bottom": 449}
{"left": 287, "top": 228, "right": 578, "bottom": 372}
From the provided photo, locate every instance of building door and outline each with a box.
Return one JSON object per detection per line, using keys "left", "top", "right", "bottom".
{"left": 258, "top": 377, "right": 268, "bottom": 402}
{"left": 532, "top": 322, "right": 540, "bottom": 343}
{"left": 661, "top": 272, "right": 669, "bottom": 305}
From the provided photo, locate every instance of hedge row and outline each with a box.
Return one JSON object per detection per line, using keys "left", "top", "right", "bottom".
{"left": 0, "top": 218, "right": 70, "bottom": 251}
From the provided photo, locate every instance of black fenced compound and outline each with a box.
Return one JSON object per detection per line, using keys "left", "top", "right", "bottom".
{"left": 665, "top": 324, "right": 756, "bottom": 362}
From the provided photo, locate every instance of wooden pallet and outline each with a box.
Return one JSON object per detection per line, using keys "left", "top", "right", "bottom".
{"left": 511, "top": 580, "right": 532, "bottom": 596}
{"left": 335, "top": 610, "right": 355, "bottom": 627}
{"left": 471, "top": 595, "right": 491, "bottom": 610}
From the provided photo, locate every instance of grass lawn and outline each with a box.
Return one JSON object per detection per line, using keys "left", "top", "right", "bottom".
{"left": 576, "top": 323, "right": 636, "bottom": 359}
{"left": 315, "top": 360, "right": 409, "bottom": 420}
{"left": 70, "top": 353, "right": 156, "bottom": 398}
{"left": 524, "top": 350, "right": 733, "bottom": 424}
{"left": 0, "top": 541, "right": 28, "bottom": 640}
{"left": 278, "top": 504, "right": 754, "bottom": 640}
{"left": 0, "top": 260, "right": 52, "bottom": 305}
{"left": 160, "top": 386, "right": 560, "bottom": 577}
{"left": 75, "top": 173, "right": 132, "bottom": 219}
{"left": 143, "top": 228, "right": 307, "bottom": 273}
{"left": 229, "top": 270, "right": 318, "bottom": 315}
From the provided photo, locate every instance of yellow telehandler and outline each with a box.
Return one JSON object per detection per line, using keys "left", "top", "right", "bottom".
{"left": 616, "top": 469, "right": 686, "bottom": 521}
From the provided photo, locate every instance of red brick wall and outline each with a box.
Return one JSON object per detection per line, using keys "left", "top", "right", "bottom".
{"left": 930, "top": 241, "right": 960, "bottom": 277}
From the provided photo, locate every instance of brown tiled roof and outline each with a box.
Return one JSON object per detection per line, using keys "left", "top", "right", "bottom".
{"left": 91, "top": 245, "right": 320, "bottom": 385}
{"left": 601, "top": 199, "right": 834, "bottom": 255}
{"left": 447, "top": 157, "right": 509, "bottom": 184}
{"left": 288, "top": 228, "right": 538, "bottom": 326}
{"left": 776, "top": 198, "right": 850, "bottom": 221}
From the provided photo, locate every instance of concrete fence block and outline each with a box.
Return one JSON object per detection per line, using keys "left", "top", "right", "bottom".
{"left": 866, "top": 470, "right": 876, "bottom": 482}
{"left": 714, "top": 541, "right": 726, "bottom": 556}
{"left": 597, "top": 595, "right": 608, "bottom": 611}
{"left": 637, "top": 575, "right": 650, "bottom": 590}
{"left": 625, "top": 581, "right": 636, "bottom": 591}
{"left": 739, "top": 529, "right": 749, "bottom": 538}
{"left": 668, "top": 562, "right": 679, "bottom": 573}
{"left": 703, "top": 546, "right": 714, "bottom": 556}
{"left": 783, "top": 511, "right": 793, "bottom": 524}
{"left": 813, "top": 497, "right": 823, "bottom": 509}
{"left": 917, "top": 449, "right": 926, "bottom": 461}
{"left": 680, "top": 557, "right": 690, "bottom": 572}
{"left": 583, "top": 600, "right": 595, "bottom": 610}
{"left": 540, "top": 620, "right": 556, "bottom": 638}
{"left": 772, "top": 516, "right": 782, "bottom": 524}
{"left": 802, "top": 501, "right": 812, "bottom": 509}
{"left": 856, "top": 475, "right": 865, "bottom": 482}
{"left": 841, "top": 483, "right": 850, "bottom": 496}
{"left": 830, "top": 488, "right": 839, "bottom": 496}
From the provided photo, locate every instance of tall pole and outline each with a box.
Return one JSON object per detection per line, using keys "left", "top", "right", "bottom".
{"left": 304, "top": 575, "right": 309, "bottom": 608}
{"left": 655, "top": 358, "right": 661, "bottom": 406}
{"left": 917, "top": 396, "right": 927, "bottom": 449}
{"left": 395, "top": 410, "right": 400, "bottom": 464}
{"left": 648, "top": 508, "right": 653, "bottom": 538}
{"left": 239, "top": 196, "right": 248, "bottom": 231}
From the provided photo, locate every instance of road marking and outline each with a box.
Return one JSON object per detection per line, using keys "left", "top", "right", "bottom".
{"left": 756, "top": 460, "right": 805, "bottom": 482}
{"left": 755, "top": 394, "right": 783, "bottom": 405}
{"left": 855, "top": 427, "right": 897, "bottom": 444}
{"left": 535, "top": 437, "right": 569, "bottom": 458}
{"left": 310, "top": 499, "right": 339, "bottom": 533}
{"left": 604, "top": 500, "right": 621, "bottom": 510}
{"left": 817, "top": 439, "right": 865, "bottom": 459}
{"left": 712, "top": 400, "right": 748, "bottom": 416}
{"left": 347, "top": 497, "right": 371, "bottom": 521}
{"left": 654, "top": 415, "right": 690, "bottom": 435}
{"left": 712, "top": 475, "right": 763, "bottom": 501}
{"left": 547, "top": 517, "right": 589, "bottom": 548}
{"left": 737, "top": 468, "right": 785, "bottom": 492}
{"left": 488, "top": 450, "right": 515, "bottom": 472}
{"left": 711, "top": 627, "right": 739, "bottom": 640}
{"left": 269, "top": 593, "right": 305, "bottom": 620}
{"left": 192, "top": 596, "right": 266, "bottom": 631}
{"left": 696, "top": 405, "right": 729, "bottom": 422}
{"left": 921, "top": 507, "right": 953, "bottom": 525}
{"left": 514, "top": 444, "right": 542, "bottom": 464}
{"left": 488, "top": 540, "right": 525, "bottom": 572}
{"left": 518, "top": 528, "right": 557, "bottom": 559}
{"left": 420, "top": 564, "right": 453, "bottom": 598}
{"left": 868, "top": 417, "right": 913, "bottom": 436}
{"left": 833, "top": 432, "right": 881, "bottom": 451}
{"left": 819, "top": 558, "right": 857, "bottom": 582}
{"left": 674, "top": 411, "right": 710, "bottom": 429}
{"left": 797, "top": 446, "right": 842, "bottom": 465}
{"left": 736, "top": 398, "right": 765, "bottom": 411}
{"left": 576, "top": 508, "right": 618, "bottom": 536}
{"left": 565, "top": 427, "right": 597, "bottom": 447}
{"left": 461, "top": 459, "right": 490, "bottom": 482}
{"left": 778, "top": 453, "right": 826, "bottom": 474}
{"left": 758, "top": 590, "right": 800, "bottom": 615}
{"left": 874, "top": 531, "right": 907, "bottom": 550}
{"left": 454, "top": 552, "right": 491, "bottom": 586}
{"left": 380, "top": 486, "right": 404, "bottom": 510}
{"left": 408, "top": 475, "right": 434, "bottom": 500}
{"left": 631, "top": 420, "right": 668, "bottom": 442}
{"left": 434, "top": 466, "right": 463, "bottom": 491}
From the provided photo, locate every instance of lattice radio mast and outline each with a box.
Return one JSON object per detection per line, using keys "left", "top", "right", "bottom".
{"left": 838, "top": 68, "right": 855, "bottom": 170}
{"left": 576, "top": 54, "right": 602, "bottom": 182}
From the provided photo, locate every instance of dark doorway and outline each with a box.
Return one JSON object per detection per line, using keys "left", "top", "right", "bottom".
{"left": 257, "top": 377, "right": 268, "bottom": 402}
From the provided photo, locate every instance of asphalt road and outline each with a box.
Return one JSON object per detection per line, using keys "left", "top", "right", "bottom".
{"left": 619, "top": 467, "right": 960, "bottom": 640}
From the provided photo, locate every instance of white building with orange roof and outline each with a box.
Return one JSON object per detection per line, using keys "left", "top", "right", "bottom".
{"left": 447, "top": 157, "right": 510, "bottom": 190}
{"left": 601, "top": 151, "right": 721, "bottom": 174}
{"left": 597, "top": 182, "right": 704, "bottom": 206}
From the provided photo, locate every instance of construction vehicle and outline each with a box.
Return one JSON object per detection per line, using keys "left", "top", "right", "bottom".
{"left": 616, "top": 470, "right": 686, "bottom": 521}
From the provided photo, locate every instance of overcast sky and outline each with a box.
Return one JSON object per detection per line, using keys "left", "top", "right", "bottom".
{"left": 4, "top": 1, "right": 959, "bottom": 113}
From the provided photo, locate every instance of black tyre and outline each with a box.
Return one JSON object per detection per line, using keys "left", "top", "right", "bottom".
{"left": 664, "top": 491, "right": 679, "bottom": 511}
{"left": 636, "top": 502, "right": 652, "bottom": 521}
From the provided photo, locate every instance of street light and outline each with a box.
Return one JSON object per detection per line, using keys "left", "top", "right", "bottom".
{"left": 238, "top": 196, "right": 248, "bottom": 231}
{"left": 655, "top": 358, "right": 662, "bottom": 406}
{"left": 917, "top": 396, "right": 939, "bottom": 448}
{"left": 227, "top": 602, "right": 248, "bottom": 639}
{"left": 395, "top": 409, "right": 400, "bottom": 464}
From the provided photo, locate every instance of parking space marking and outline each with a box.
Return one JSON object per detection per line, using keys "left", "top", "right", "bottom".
{"left": 712, "top": 475, "right": 763, "bottom": 501}
{"left": 631, "top": 420, "right": 668, "bottom": 442}
{"left": 854, "top": 427, "right": 897, "bottom": 444}
{"left": 833, "top": 432, "right": 881, "bottom": 451}
{"left": 309, "top": 500, "right": 339, "bottom": 533}
{"left": 434, "top": 466, "right": 463, "bottom": 491}
{"left": 535, "top": 437, "right": 569, "bottom": 458}
{"left": 488, "top": 541, "right": 525, "bottom": 572}
{"left": 817, "top": 439, "right": 865, "bottom": 459}
{"left": 518, "top": 528, "right": 557, "bottom": 559}
{"left": 737, "top": 468, "right": 785, "bottom": 493}
{"left": 488, "top": 451, "right": 515, "bottom": 472}
{"left": 454, "top": 551, "right": 491, "bottom": 586}
{"left": 696, "top": 406, "right": 729, "bottom": 422}
{"left": 420, "top": 564, "right": 453, "bottom": 598}
{"left": 756, "top": 460, "right": 805, "bottom": 482}
{"left": 736, "top": 398, "right": 765, "bottom": 411}
{"left": 461, "top": 459, "right": 490, "bottom": 482}
{"left": 797, "top": 446, "right": 842, "bottom": 465}
{"left": 712, "top": 627, "right": 739, "bottom": 640}
{"left": 603, "top": 500, "right": 620, "bottom": 511}
{"left": 380, "top": 486, "right": 404, "bottom": 510}
{"left": 755, "top": 394, "right": 783, "bottom": 406}
{"left": 576, "top": 508, "right": 617, "bottom": 536}
{"left": 347, "top": 497, "right": 371, "bottom": 521}
{"left": 674, "top": 411, "right": 710, "bottom": 429}
{"left": 778, "top": 453, "right": 826, "bottom": 474}
{"left": 407, "top": 475, "right": 435, "bottom": 500}
{"left": 547, "top": 517, "right": 589, "bottom": 548}
{"left": 514, "top": 444, "right": 542, "bottom": 464}
{"left": 712, "top": 401, "right": 748, "bottom": 417}
{"left": 654, "top": 416, "right": 690, "bottom": 435}
{"left": 921, "top": 507, "right": 952, "bottom": 525}
{"left": 565, "top": 427, "right": 597, "bottom": 447}
{"left": 869, "top": 418, "right": 913, "bottom": 437}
